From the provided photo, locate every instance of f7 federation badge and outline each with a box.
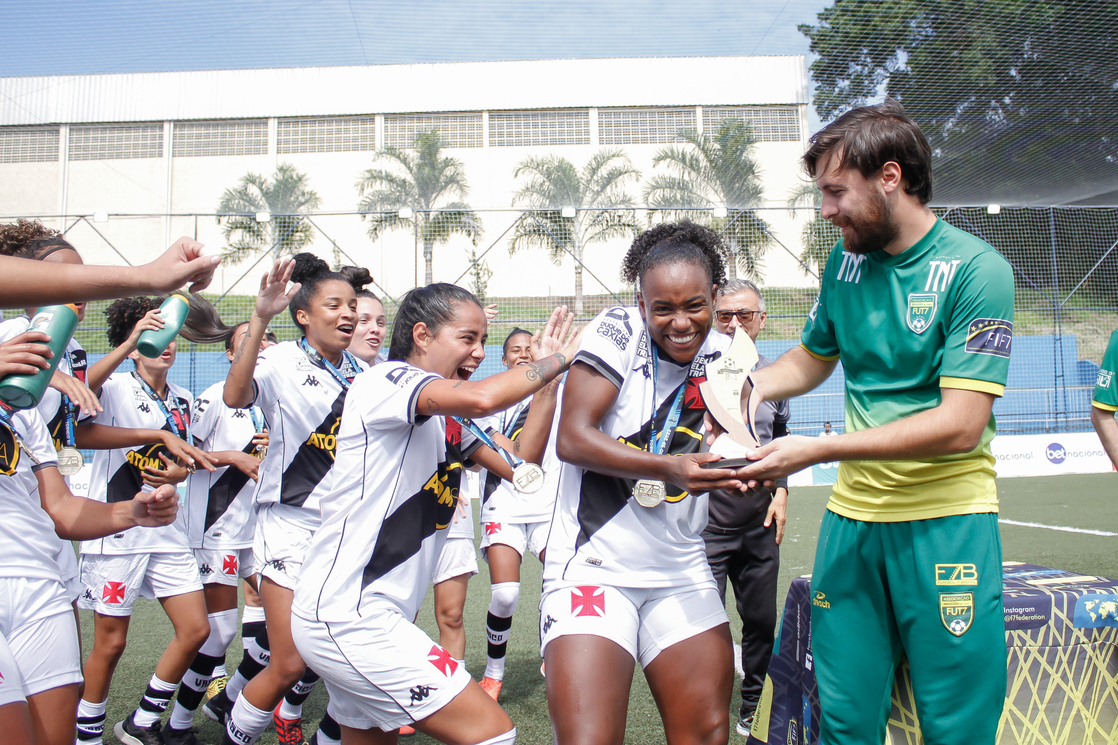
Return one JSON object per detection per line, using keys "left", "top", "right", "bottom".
{"left": 907, "top": 293, "right": 938, "bottom": 334}
{"left": 939, "top": 592, "right": 974, "bottom": 636}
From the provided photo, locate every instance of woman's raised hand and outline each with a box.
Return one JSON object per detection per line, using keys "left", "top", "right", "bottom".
{"left": 532, "top": 305, "right": 578, "bottom": 361}
{"left": 255, "top": 258, "right": 299, "bottom": 321}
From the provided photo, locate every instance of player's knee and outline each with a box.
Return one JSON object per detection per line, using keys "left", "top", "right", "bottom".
{"left": 474, "top": 726, "right": 516, "bottom": 745}
{"left": 179, "top": 616, "right": 212, "bottom": 651}
{"left": 269, "top": 651, "right": 307, "bottom": 686}
{"left": 436, "top": 604, "right": 464, "bottom": 631}
{"left": 489, "top": 581, "right": 520, "bottom": 617}
{"left": 95, "top": 629, "right": 129, "bottom": 661}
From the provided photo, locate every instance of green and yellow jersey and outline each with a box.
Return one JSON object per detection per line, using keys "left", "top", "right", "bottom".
{"left": 1091, "top": 330, "right": 1118, "bottom": 412}
{"left": 802, "top": 218, "right": 1014, "bottom": 522}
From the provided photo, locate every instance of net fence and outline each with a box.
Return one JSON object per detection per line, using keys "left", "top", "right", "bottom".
{"left": 5, "top": 202, "right": 1115, "bottom": 438}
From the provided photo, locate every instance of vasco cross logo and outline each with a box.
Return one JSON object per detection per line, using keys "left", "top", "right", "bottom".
{"left": 570, "top": 586, "right": 605, "bottom": 617}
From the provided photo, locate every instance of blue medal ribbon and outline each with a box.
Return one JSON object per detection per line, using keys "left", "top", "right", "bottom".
{"left": 453, "top": 416, "right": 523, "bottom": 468}
{"left": 247, "top": 406, "right": 264, "bottom": 434}
{"left": 131, "top": 372, "right": 192, "bottom": 443}
{"left": 299, "top": 338, "right": 360, "bottom": 389}
{"left": 60, "top": 394, "right": 76, "bottom": 448}
{"left": 500, "top": 401, "right": 528, "bottom": 439}
{"left": 647, "top": 348, "right": 687, "bottom": 457}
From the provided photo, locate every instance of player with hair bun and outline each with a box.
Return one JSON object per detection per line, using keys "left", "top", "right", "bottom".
{"left": 290, "top": 281, "right": 580, "bottom": 745}
{"left": 74, "top": 296, "right": 218, "bottom": 745}
{"left": 543, "top": 220, "right": 745, "bottom": 745}
{"left": 339, "top": 265, "right": 389, "bottom": 366}
{"left": 219, "top": 253, "right": 369, "bottom": 745}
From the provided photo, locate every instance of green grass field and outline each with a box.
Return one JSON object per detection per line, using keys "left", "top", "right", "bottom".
{"left": 81, "top": 473, "right": 1118, "bottom": 744}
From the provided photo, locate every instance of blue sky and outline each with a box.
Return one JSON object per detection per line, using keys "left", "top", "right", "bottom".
{"left": 0, "top": 0, "right": 831, "bottom": 77}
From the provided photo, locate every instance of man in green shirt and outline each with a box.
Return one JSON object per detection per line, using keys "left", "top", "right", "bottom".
{"left": 1090, "top": 330, "right": 1118, "bottom": 468}
{"left": 737, "top": 102, "right": 1014, "bottom": 745}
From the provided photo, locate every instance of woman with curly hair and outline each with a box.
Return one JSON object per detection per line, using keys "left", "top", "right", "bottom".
{"left": 541, "top": 220, "right": 745, "bottom": 745}
{"left": 74, "top": 296, "right": 218, "bottom": 745}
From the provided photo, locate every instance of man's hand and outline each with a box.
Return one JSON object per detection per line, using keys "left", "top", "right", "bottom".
{"left": 145, "top": 237, "right": 221, "bottom": 294}
{"left": 735, "top": 435, "right": 821, "bottom": 490}
{"left": 0, "top": 331, "right": 53, "bottom": 377}
{"left": 765, "top": 487, "right": 788, "bottom": 545}
{"left": 50, "top": 370, "right": 101, "bottom": 417}
{"left": 130, "top": 484, "right": 179, "bottom": 527}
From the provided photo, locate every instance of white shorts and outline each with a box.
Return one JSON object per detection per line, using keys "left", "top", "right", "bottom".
{"left": 77, "top": 552, "right": 202, "bottom": 616}
{"left": 194, "top": 547, "right": 255, "bottom": 586}
{"left": 254, "top": 504, "right": 315, "bottom": 590}
{"left": 480, "top": 520, "right": 549, "bottom": 561}
{"left": 0, "top": 578, "right": 82, "bottom": 700}
{"left": 539, "top": 580, "right": 728, "bottom": 668}
{"left": 432, "top": 538, "right": 478, "bottom": 586}
{"left": 292, "top": 602, "right": 471, "bottom": 731}
{"left": 55, "top": 541, "right": 82, "bottom": 603}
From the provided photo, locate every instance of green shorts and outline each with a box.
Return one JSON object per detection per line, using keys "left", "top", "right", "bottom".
{"left": 810, "top": 510, "right": 1006, "bottom": 745}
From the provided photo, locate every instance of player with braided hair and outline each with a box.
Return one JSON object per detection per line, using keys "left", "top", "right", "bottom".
{"left": 541, "top": 220, "right": 743, "bottom": 745}
{"left": 75, "top": 296, "right": 218, "bottom": 745}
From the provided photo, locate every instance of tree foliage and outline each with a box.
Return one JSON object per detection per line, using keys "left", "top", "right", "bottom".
{"left": 357, "top": 130, "right": 482, "bottom": 285}
{"left": 216, "top": 164, "right": 320, "bottom": 263}
{"left": 787, "top": 183, "right": 840, "bottom": 278}
{"left": 644, "top": 119, "right": 773, "bottom": 279}
{"left": 801, "top": 0, "right": 1118, "bottom": 205}
{"left": 510, "top": 150, "right": 640, "bottom": 315}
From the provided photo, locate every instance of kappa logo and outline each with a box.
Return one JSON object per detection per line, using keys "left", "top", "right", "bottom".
{"left": 302, "top": 375, "right": 322, "bottom": 387}
{"left": 542, "top": 614, "right": 558, "bottom": 634}
{"left": 223, "top": 555, "right": 238, "bottom": 575}
{"left": 811, "top": 591, "right": 830, "bottom": 609}
{"left": 484, "top": 522, "right": 501, "bottom": 535}
{"left": 269, "top": 559, "right": 287, "bottom": 573}
{"left": 102, "top": 581, "right": 126, "bottom": 604}
{"left": 82, "top": 588, "right": 94, "bottom": 601}
{"left": 935, "top": 564, "right": 978, "bottom": 586}
{"left": 198, "top": 563, "right": 214, "bottom": 576}
{"left": 571, "top": 586, "right": 605, "bottom": 617}
{"left": 427, "top": 645, "right": 458, "bottom": 676}
{"left": 940, "top": 592, "right": 974, "bottom": 636}
{"left": 232, "top": 409, "right": 247, "bottom": 419}
{"left": 137, "top": 402, "right": 152, "bottom": 414}
{"left": 410, "top": 685, "right": 436, "bottom": 704}
{"left": 1097, "top": 369, "right": 1114, "bottom": 389}
{"left": 836, "top": 251, "right": 866, "bottom": 283}
{"left": 924, "top": 259, "right": 961, "bottom": 293}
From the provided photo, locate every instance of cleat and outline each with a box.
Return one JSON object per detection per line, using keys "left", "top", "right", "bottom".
{"left": 273, "top": 704, "right": 305, "bottom": 745}
{"left": 206, "top": 675, "right": 229, "bottom": 701}
{"left": 114, "top": 713, "right": 164, "bottom": 745}
{"left": 736, "top": 712, "right": 755, "bottom": 737}
{"left": 202, "top": 689, "right": 233, "bottom": 724}
{"left": 398, "top": 725, "right": 416, "bottom": 736}
{"left": 479, "top": 676, "right": 503, "bottom": 702}
{"left": 163, "top": 726, "right": 201, "bottom": 745}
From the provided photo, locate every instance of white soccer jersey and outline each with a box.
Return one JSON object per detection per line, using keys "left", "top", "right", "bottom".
{"left": 292, "top": 362, "right": 480, "bottom": 624}
{"left": 0, "top": 408, "right": 65, "bottom": 582}
{"left": 543, "top": 306, "right": 728, "bottom": 589}
{"left": 0, "top": 316, "right": 88, "bottom": 454}
{"left": 80, "top": 373, "right": 194, "bottom": 556}
{"left": 184, "top": 381, "right": 264, "bottom": 550}
{"left": 250, "top": 341, "right": 366, "bottom": 525}
{"left": 477, "top": 383, "right": 564, "bottom": 526}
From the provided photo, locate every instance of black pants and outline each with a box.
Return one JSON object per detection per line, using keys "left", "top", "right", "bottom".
{"left": 702, "top": 520, "right": 779, "bottom": 718}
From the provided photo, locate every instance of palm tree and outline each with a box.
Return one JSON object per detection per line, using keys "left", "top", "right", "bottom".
{"left": 509, "top": 150, "right": 640, "bottom": 316}
{"left": 643, "top": 119, "right": 773, "bottom": 279}
{"left": 216, "top": 164, "right": 320, "bottom": 263}
{"left": 357, "top": 130, "right": 482, "bottom": 285}
{"left": 787, "top": 183, "right": 840, "bottom": 279}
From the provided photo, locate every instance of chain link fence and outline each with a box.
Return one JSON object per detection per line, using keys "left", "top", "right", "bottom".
{"left": 6, "top": 205, "right": 1116, "bottom": 436}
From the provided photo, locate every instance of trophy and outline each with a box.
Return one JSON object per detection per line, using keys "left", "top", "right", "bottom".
{"left": 698, "top": 327, "right": 761, "bottom": 468}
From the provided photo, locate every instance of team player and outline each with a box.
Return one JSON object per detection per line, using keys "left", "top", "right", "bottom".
{"left": 291, "top": 283, "right": 580, "bottom": 745}
{"left": 220, "top": 254, "right": 368, "bottom": 745}
{"left": 1090, "top": 329, "right": 1118, "bottom": 467}
{"left": 341, "top": 266, "right": 389, "bottom": 366}
{"left": 74, "top": 297, "right": 218, "bottom": 745}
{"left": 736, "top": 102, "right": 1014, "bottom": 745}
{"left": 542, "top": 221, "right": 747, "bottom": 745}
{"left": 0, "top": 334, "right": 181, "bottom": 745}
{"left": 477, "top": 328, "right": 564, "bottom": 699}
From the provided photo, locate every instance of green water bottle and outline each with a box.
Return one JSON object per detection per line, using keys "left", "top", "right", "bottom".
{"left": 0, "top": 303, "right": 80, "bottom": 409}
{"left": 137, "top": 294, "right": 190, "bottom": 358}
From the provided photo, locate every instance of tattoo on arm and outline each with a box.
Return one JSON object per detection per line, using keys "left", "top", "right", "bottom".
{"left": 452, "top": 380, "right": 465, "bottom": 388}
{"left": 231, "top": 333, "right": 252, "bottom": 365}
{"left": 426, "top": 397, "right": 440, "bottom": 413}
{"left": 525, "top": 353, "right": 566, "bottom": 383}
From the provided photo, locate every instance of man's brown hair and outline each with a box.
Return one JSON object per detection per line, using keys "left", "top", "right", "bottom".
{"left": 803, "top": 100, "right": 933, "bottom": 205}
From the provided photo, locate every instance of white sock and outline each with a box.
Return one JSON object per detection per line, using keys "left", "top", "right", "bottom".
{"left": 225, "top": 671, "right": 249, "bottom": 701}
{"left": 241, "top": 605, "right": 266, "bottom": 624}
{"left": 213, "top": 664, "right": 227, "bottom": 679}
{"left": 225, "top": 695, "right": 273, "bottom": 745}
{"left": 278, "top": 698, "right": 303, "bottom": 721}
{"left": 76, "top": 698, "right": 108, "bottom": 745}
{"left": 168, "top": 700, "right": 196, "bottom": 731}
{"left": 132, "top": 675, "right": 178, "bottom": 728}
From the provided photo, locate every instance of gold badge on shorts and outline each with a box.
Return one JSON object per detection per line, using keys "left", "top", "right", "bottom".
{"left": 940, "top": 592, "right": 974, "bottom": 636}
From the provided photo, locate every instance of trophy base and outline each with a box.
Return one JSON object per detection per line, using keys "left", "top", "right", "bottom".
{"left": 701, "top": 457, "right": 754, "bottom": 469}
{"left": 702, "top": 433, "right": 752, "bottom": 469}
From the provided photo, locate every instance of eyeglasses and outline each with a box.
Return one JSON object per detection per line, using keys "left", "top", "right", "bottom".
{"left": 715, "top": 309, "right": 761, "bottom": 324}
